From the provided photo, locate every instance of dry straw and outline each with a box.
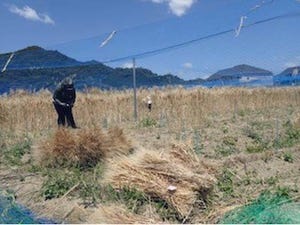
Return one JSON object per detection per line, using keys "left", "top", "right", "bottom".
{"left": 103, "top": 144, "right": 216, "bottom": 218}
{"left": 34, "top": 127, "right": 132, "bottom": 168}
{"left": 88, "top": 204, "right": 164, "bottom": 224}
{"left": 0, "top": 102, "right": 8, "bottom": 124}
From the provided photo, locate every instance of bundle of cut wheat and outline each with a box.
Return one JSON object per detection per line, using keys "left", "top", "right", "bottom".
{"left": 34, "top": 127, "right": 132, "bottom": 168}
{"left": 104, "top": 145, "right": 216, "bottom": 218}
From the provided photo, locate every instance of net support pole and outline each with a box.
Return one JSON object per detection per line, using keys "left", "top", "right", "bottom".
{"left": 133, "top": 58, "right": 137, "bottom": 121}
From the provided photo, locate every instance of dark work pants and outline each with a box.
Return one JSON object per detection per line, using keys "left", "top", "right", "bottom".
{"left": 53, "top": 103, "right": 77, "bottom": 128}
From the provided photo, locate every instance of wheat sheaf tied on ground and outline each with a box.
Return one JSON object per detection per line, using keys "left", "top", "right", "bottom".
{"left": 34, "top": 127, "right": 133, "bottom": 168}
{"left": 103, "top": 144, "right": 217, "bottom": 218}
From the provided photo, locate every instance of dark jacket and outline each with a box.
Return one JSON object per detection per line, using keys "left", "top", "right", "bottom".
{"left": 53, "top": 83, "right": 76, "bottom": 106}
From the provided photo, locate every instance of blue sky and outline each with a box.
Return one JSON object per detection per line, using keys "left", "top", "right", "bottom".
{"left": 1, "top": 0, "right": 300, "bottom": 79}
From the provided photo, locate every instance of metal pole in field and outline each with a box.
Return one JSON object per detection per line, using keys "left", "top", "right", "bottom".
{"left": 133, "top": 58, "right": 137, "bottom": 121}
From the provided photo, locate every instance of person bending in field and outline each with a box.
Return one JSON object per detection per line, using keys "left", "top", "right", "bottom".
{"left": 53, "top": 76, "right": 78, "bottom": 128}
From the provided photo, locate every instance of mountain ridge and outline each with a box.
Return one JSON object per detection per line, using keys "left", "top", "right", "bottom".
{"left": 0, "top": 46, "right": 86, "bottom": 70}
{"left": 0, "top": 46, "right": 188, "bottom": 94}
{"left": 207, "top": 64, "right": 273, "bottom": 81}
{"left": 1, "top": 46, "right": 300, "bottom": 94}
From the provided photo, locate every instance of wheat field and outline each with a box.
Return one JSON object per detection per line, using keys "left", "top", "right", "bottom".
{"left": 0, "top": 86, "right": 300, "bottom": 223}
{"left": 1, "top": 86, "right": 300, "bottom": 133}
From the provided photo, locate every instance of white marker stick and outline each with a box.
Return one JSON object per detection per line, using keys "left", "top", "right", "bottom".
{"left": 235, "top": 16, "right": 247, "bottom": 37}
{"left": 1, "top": 52, "right": 14, "bottom": 73}
{"left": 99, "top": 30, "right": 117, "bottom": 47}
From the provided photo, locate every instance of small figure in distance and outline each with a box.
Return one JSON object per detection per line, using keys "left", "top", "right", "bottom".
{"left": 147, "top": 96, "right": 152, "bottom": 112}
{"left": 144, "top": 95, "right": 152, "bottom": 112}
{"left": 52, "top": 75, "right": 78, "bottom": 129}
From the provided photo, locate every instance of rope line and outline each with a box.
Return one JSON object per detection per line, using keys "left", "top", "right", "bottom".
{"left": 100, "top": 11, "right": 300, "bottom": 64}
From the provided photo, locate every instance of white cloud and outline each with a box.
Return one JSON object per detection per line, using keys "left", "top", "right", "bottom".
{"left": 149, "top": 0, "right": 196, "bottom": 17}
{"left": 182, "top": 62, "right": 193, "bottom": 69}
{"left": 122, "top": 62, "right": 134, "bottom": 68}
{"left": 168, "top": 0, "right": 196, "bottom": 16}
{"left": 9, "top": 4, "right": 55, "bottom": 25}
{"left": 42, "top": 14, "right": 55, "bottom": 25}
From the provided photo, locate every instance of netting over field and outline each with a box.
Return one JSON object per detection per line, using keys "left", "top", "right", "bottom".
{"left": 0, "top": 194, "right": 52, "bottom": 224}
{"left": 219, "top": 192, "right": 300, "bottom": 224}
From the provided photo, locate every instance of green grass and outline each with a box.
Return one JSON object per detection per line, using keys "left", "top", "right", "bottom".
{"left": 243, "top": 127, "right": 263, "bottom": 143}
{"left": 274, "top": 121, "right": 300, "bottom": 148}
{"left": 237, "top": 110, "right": 246, "bottom": 117}
{"left": 266, "top": 176, "right": 279, "bottom": 186}
{"left": 246, "top": 144, "right": 267, "bottom": 153}
{"left": 78, "top": 163, "right": 104, "bottom": 206}
{"left": 112, "top": 187, "right": 147, "bottom": 213}
{"left": 41, "top": 168, "right": 80, "bottom": 200}
{"left": 41, "top": 163, "right": 105, "bottom": 203}
{"left": 214, "top": 136, "right": 238, "bottom": 157}
{"left": 139, "top": 117, "right": 157, "bottom": 128}
{"left": 243, "top": 127, "right": 269, "bottom": 153}
{"left": 215, "top": 145, "right": 236, "bottom": 157}
{"left": 2, "top": 140, "right": 31, "bottom": 166}
{"left": 223, "top": 136, "right": 238, "bottom": 147}
{"left": 283, "top": 152, "right": 294, "bottom": 163}
{"left": 217, "top": 168, "right": 235, "bottom": 196}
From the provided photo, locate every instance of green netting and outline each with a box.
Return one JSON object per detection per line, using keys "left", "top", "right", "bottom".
{"left": 0, "top": 194, "right": 54, "bottom": 224}
{"left": 219, "top": 192, "right": 300, "bottom": 224}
